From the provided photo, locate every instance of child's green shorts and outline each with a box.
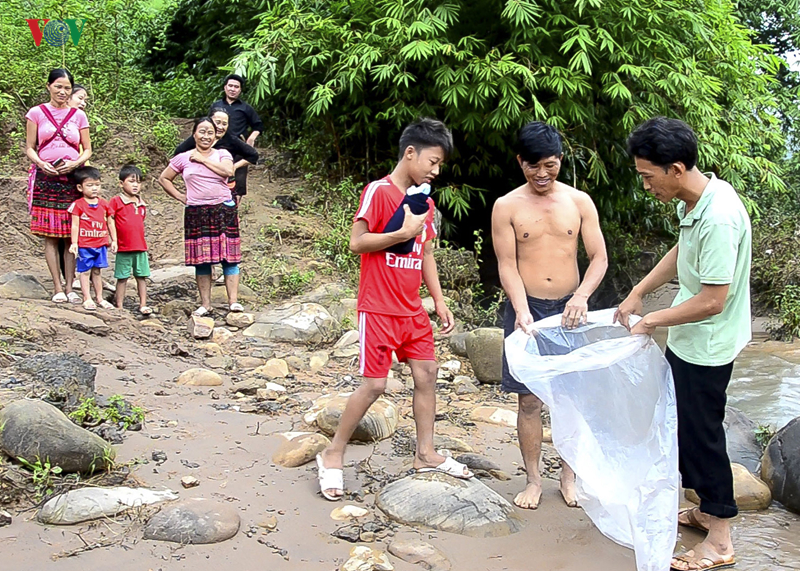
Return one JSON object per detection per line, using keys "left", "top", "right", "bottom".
{"left": 114, "top": 251, "right": 150, "bottom": 279}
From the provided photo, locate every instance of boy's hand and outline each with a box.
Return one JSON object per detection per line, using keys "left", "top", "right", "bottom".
{"left": 110, "top": 240, "right": 118, "bottom": 254}
{"left": 399, "top": 204, "right": 426, "bottom": 240}
{"left": 435, "top": 298, "right": 455, "bottom": 334}
{"left": 69, "top": 243, "right": 78, "bottom": 256}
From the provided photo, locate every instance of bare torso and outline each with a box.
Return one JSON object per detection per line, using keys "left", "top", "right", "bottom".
{"left": 501, "top": 181, "right": 582, "bottom": 299}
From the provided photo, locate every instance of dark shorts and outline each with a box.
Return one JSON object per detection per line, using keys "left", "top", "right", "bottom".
{"left": 501, "top": 294, "right": 571, "bottom": 394}
{"left": 666, "top": 348, "right": 738, "bottom": 518}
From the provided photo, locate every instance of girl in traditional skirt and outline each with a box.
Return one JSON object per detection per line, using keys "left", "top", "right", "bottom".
{"left": 159, "top": 117, "right": 242, "bottom": 316}
{"left": 25, "top": 69, "right": 92, "bottom": 303}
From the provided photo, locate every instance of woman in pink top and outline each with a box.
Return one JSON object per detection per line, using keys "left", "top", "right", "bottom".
{"left": 25, "top": 69, "right": 92, "bottom": 303}
{"left": 159, "top": 117, "right": 243, "bottom": 316}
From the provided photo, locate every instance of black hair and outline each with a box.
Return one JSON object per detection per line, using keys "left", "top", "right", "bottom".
{"left": 626, "top": 117, "right": 698, "bottom": 171}
{"left": 515, "top": 121, "right": 562, "bottom": 164}
{"left": 47, "top": 68, "right": 73, "bottom": 87}
{"left": 223, "top": 74, "right": 245, "bottom": 91}
{"left": 397, "top": 118, "right": 454, "bottom": 161}
{"left": 71, "top": 83, "right": 87, "bottom": 95}
{"left": 119, "top": 164, "right": 143, "bottom": 182}
{"left": 74, "top": 166, "right": 101, "bottom": 185}
{"left": 192, "top": 116, "right": 216, "bottom": 133}
{"left": 209, "top": 106, "right": 230, "bottom": 117}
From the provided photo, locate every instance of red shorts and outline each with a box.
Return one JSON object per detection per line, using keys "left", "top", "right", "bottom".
{"left": 358, "top": 311, "right": 435, "bottom": 378}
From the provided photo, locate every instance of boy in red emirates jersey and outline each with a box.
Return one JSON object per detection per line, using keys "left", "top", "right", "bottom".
{"left": 316, "top": 119, "right": 472, "bottom": 501}
{"left": 68, "top": 166, "right": 117, "bottom": 311}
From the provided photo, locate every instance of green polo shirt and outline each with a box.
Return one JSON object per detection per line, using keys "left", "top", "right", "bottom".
{"left": 667, "top": 174, "right": 752, "bottom": 366}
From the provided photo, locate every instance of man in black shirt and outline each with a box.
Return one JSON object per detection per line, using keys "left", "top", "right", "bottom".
{"left": 209, "top": 74, "right": 264, "bottom": 199}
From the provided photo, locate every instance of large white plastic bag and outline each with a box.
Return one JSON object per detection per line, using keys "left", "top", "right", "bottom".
{"left": 504, "top": 308, "right": 678, "bottom": 571}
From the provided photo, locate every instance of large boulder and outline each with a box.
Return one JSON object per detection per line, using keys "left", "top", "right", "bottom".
{"left": 761, "top": 416, "right": 800, "bottom": 514}
{"left": 376, "top": 472, "right": 523, "bottom": 537}
{"left": 143, "top": 498, "right": 240, "bottom": 544}
{"left": 243, "top": 302, "right": 339, "bottom": 344}
{"left": 465, "top": 328, "right": 504, "bottom": 383}
{"left": 315, "top": 395, "right": 398, "bottom": 442}
{"left": 38, "top": 487, "right": 178, "bottom": 525}
{"left": 0, "top": 272, "right": 49, "bottom": 300}
{"left": 724, "top": 406, "right": 762, "bottom": 473}
{"left": 685, "top": 463, "right": 771, "bottom": 511}
{"left": 13, "top": 352, "right": 96, "bottom": 408}
{"left": 0, "top": 400, "right": 115, "bottom": 473}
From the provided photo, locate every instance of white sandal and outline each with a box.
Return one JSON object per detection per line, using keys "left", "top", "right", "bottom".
{"left": 192, "top": 306, "right": 210, "bottom": 317}
{"left": 229, "top": 303, "right": 244, "bottom": 312}
{"left": 52, "top": 292, "right": 68, "bottom": 303}
{"left": 316, "top": 454, "right": 344, "bottom": 501}
{"left": 415, "top": 449, "right": 473, "bottom": 479}
{"left": 66, "top": 292, "right": 82, "bottom": 304}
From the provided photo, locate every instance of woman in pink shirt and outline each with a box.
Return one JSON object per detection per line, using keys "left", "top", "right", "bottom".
{"left": 159, "top": 117, "right": 242, "bottom": 316}
{"left": 25, "top": 69, "right": 92, "bottom": 303}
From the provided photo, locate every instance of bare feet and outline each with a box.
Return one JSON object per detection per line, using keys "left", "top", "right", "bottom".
{"left": 514, "top": 481, "right": 542, "bottom": 509}
{"left": 559, "top": 471, "right": 578, "bottom": 507}
{"left": 670, "top": 541, "right": 735, "bottom": 570}
{"left": 319, "top": 448, "right": 344, "bottom": 499}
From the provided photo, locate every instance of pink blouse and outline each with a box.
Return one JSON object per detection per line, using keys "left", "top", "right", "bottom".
{"left": 25, "top": 103, "right": 89, "bottom": 163}
{"left": 169, "top": 149, "right": 233, "bottom": 206}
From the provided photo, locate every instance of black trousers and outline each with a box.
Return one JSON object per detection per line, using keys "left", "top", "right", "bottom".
{"left": 666, "top": 347, "right": 738, "bottom": 518}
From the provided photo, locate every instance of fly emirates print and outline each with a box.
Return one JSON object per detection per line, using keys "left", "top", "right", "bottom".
{"left": 385, "top": 240, "right": 424, "bottom": 270}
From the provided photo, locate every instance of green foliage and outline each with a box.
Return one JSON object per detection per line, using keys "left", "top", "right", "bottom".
{"left": 776, "top": 285, "right": 800, "bottom": 340}
{"left": 69, "top": 395, "right": 145, "bottom": 429}
{"left": 17, "top": 457, "right": 63, "bottom": 498}
{"left": 228, "top": 0, "right": 787, "bottom": 229}
{"left": 755, "top": 423, "right": 777, "bottom": 448}
{"left": 306, "top": 176, "right": 361, "bottom": 278}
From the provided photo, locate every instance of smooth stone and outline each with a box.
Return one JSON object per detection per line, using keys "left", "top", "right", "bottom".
{"left": 285, "top": 355, "right": 307, "bottom": 371}
{"left": 686, "top": 463, "right": 771, "bottom": 510}
{"left": 38, "top": 487, "right": 178, "bottom": 525}
{"left": 0, "top": 399, "right": 114, "bottom": 473}
{"left": 211, "top": 327, "right": 234, "bottom": 345}
{"left": 243, "top": 302, "right": 338, "bottom": 344}
{"left": 176, "top": 368, "right": 222, "bottom": 386}
{"left": 388, "top": 538, "right": 452, "bottom": 571}
{"left": 200, "top": 342, "right": 224, "bottom": 357}
{"left": 226, "top": 312, "right": 255, "bottom": 328}
{"left": 316, "top": 395, "right": 398, "bottom": 442}
{"left": 236, "top": 356, "right": 265, "bottom": 369}
{"left": 272, "top": 432, "right": 330, "bottom": 467}
{"left": 252, "top": 358, "right": 289, "bottom": 379}
{"left": 761, "top": 416, "right": 800, "bottom": 514}
{"left": 448, "top": 332, "right": 469, "bottom": 358}
{"left": 376, "top": 472, "right": 523, "bottom": 537}
{"left": 330, "top": 505, "right": 369, "bottom": 520}
{"left": 465, "top": 328, "right": 504, "bottom": 383}
{"left": 334, "top": 330, "right": 360, "bottom": 348}
{"left": 724, "top": 406, "right": 763, "bottom": 473}
{"left": 309, "top": 351, "right": 330, "bottom": 373}
{"left": 143, "top": 498, "right": 240, "bottom": 544}
{"left": 181, "top": 476, "right": 200, "bottom": 488}
{"left": 0, "top": 272, "right": 49, "bottom": 300}
{"left": 469, "top": 406, "right": 517, "bottom": 428}
{"left": 190, "top": 315, "right": 214, "bottom": 339}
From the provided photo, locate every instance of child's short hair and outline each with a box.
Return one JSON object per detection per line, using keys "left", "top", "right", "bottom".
{"left": 119, "top": 164, "right": 143, "bottom": 182}
{"left": 74, "top": 166, "right": 101, "bottom": 185}
{"left": 397, "top": 118, "right": 454, "bottom": 161}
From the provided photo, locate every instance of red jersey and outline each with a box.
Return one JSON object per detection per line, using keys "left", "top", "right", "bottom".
{"left": 67, "top": 198, "right": 110, "bottom": 248}
{"left": 109, "top": 195, "right": 147, "bottom": 252}
{"left": 354, "top": 176, "right": 436, "bottom": 316}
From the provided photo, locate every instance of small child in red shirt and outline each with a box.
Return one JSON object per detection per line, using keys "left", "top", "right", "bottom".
{"left": 109, "top": 165, "right": 151, "bottom": 315}
{"left": 68, "top": 166, "right": 117, "bottom": 311}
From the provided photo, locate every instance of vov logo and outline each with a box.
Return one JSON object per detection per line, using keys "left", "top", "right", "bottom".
{"left": 26, "top": 19, "right": 86, "bottom": 47}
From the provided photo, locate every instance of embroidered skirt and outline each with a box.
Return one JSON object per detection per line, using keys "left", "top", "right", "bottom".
{"left": 29, "top": 170, "right": 81, "bottom": 238}
{"left": 184, "top": 202, "right": 241, "bottom": 266}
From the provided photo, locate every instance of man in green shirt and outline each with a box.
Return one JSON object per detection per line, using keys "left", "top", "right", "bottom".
{"left": 615, "top": 117, "right": 751, "bottom": 571}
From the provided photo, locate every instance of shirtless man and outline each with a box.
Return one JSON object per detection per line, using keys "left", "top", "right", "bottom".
{"left": 492, "top": 121, "right": 608, "bottom": 509}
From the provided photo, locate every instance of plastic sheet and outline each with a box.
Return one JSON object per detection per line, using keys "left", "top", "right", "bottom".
{"left": 505, "top": 308, "right": 678, "bottom": 571}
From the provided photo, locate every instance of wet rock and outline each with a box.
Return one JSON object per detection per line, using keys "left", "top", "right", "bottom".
{"left": 334, "top": 330, "right": 360, "bottom": 348}
{"left": 181, "top": 475, "right": 200, "bottom": 488}
{"left": 333, "top": 523, "right": 362, "bottom": 543}
{"left": 686, "top": 463, "right": 771, "bottom": 511}
{"left": 272, "top": 432, "right": 330, "bottom": 467}
{"left": 330, "top": 505, "right": 369, "bottom": 520}
{"left": 724, "top": 406, "right": 762, "bottom": 473}
{"left": 243, "top": 302, "right": 339, "bottom": 344}
{"left": 0, "top": 399, "right": 115, "bottom": 473}
{"left": 455, "top": 454, "right": 511, "bottom": 480}
{"left": 453, "top": 376, "right": 479, "bottom": 395}
{"left": 0, "top": 510, "right": 11, "bottom": 527}
{"left": 309, "top": 351, "right": 330, "bottom": 373}
{"left": 152, "top": 450, "right": 167, "bottom": 464}
{"left": 253, "top": 358, "right": 289, "bottom": 379}
{"left": 236, "top": 356, "right": 265, "bottom": 369}
{"left": 761, "top": 416, "right": 800, "bottom": 514}
{"left": 176, "top": 368, "right": 222, "bottom": 386}
{"left": 161, "top": 299, "right": 194, "bottom": 318}
{"left": 470, "top": 406, "right": 517, "bottom": 428}
{"left": 465, "top": 328, "right": 504, "bottom": 383}
{"left": 89, "top": 423, "right": 125, "bottom": 444}
{"left": 316, "top": 396, "right": 398, "bottom": 442}
{"left": 0, "top": 272, "right": 49, "bottom": 300}
{"left": 14, "top": 352, "right": 96, "bottom": 408}
{"left": 388, "top": 539, "right": 451, "bottom": 571}
{"left": 143, "top": 498, "right": 240, "bottom": 544}
{"left": 190, "top": 315, "right": 214, "bottom": 339}
{"left": 410, "top": 435, "right": 475, "bottom": 454}
{"left": 448, "top": 333, "right": 469, "bottom": 358}
{"left": 38, "top": 487, "right": 178, "bottom": 525}
{"left": 211, "top": 327, "right": 234, "bottom": 345}
{"left": 226, "top": 312, "right": 255, "bottom": 328}
{"left": 376, "top": 472, "right": 523, "bottom": 537}
{"left": 343, "top": 546, "right": 393, "bottom": 571}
